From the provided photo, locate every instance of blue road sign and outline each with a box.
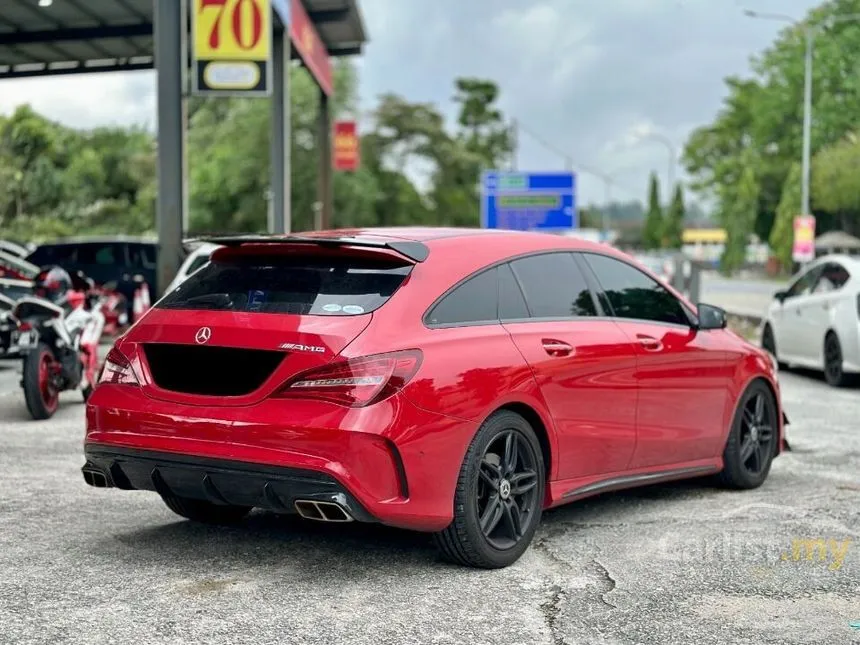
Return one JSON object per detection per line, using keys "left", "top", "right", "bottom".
{"left": 480, "top": 171, "right": 576, "bottom": 232}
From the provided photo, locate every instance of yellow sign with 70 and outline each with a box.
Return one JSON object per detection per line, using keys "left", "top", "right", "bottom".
{"left": 192, "top": 0, "right": 272, "bottom": 95}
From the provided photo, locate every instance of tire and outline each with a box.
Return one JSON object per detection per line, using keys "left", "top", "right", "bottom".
{"left": 823, "top": 332, "right": 855, "bottom": 387}
{"left": 22, "top": 343, "right": 60, "bottom": 420}
{"left": 761, "top": 324, "right": 785, "bottom": 369}
{"left": 160, "top": 494, "right": 251, "bottom": 525}
{"left": 718, "top": 380, "right": 778, "bottom": 490}
{"left": 434, "top": 410, "right": 545, "bottom": 569}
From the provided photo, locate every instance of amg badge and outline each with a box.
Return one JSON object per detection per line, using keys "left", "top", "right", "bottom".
{"left": 279, "top": 343, "right": 325, "bottom": 353}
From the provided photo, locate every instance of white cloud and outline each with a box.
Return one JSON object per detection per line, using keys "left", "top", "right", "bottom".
{"left": 0, "top": 71, "right": 155, "bottom": 130}
{"left": 0, "top": 0, "right": 825, "bottom": 208}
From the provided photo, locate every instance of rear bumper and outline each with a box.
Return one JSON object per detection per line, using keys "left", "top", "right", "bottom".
{"left": 84, "top": 384, "right": 475, "bottom": 532}
{"left": 83, "top": 445, "right": 376, "bottom": 523}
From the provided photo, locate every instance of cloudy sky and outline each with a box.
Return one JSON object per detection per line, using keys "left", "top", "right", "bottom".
{"left": 0, "top": 0, "right": 821, "bottom": 208}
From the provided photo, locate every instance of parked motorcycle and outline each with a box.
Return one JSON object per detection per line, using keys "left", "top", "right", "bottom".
{"left": 0, "top": 293, "right": 17, "bottom": 357}
{"left": 10, "top": 267, "right": 105, "bottom": 420}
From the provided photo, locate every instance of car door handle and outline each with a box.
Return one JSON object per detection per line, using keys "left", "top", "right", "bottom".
{"left": 542, "top": 339, "right": 574, "bottom": 357}
{"left": 637, "top": 335, "right": 663, "bottom": 351}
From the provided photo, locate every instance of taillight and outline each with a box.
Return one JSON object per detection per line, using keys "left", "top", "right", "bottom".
{"left": 17, "top": 321, "right": 32, "bottom": 331}
{"left": 98, "top": 347, "right": 139, "bottom": 386}
{"left": 275, "top": 350, "right": 423, "bottom": 407}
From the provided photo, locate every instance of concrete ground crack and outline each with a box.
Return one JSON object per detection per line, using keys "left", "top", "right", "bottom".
{"left": 540, "top": 584, "right": 566, "bottom": 645}
{"left": 533, "top": 537, "right": 574, "bottom": 570}
{"left": 591, "top": 558, "right": 617, "bottom": 609}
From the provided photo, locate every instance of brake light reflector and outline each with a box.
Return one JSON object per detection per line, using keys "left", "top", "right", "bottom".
{"left": 275, "top": 350, "right": 423, "bottom": 407}
{"left": 98, "top": 347, "right": 139, "bottom": 386}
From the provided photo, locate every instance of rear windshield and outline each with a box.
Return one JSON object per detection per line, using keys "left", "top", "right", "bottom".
{"left": 158, "top": 254, "right": 412, "bottom": 316}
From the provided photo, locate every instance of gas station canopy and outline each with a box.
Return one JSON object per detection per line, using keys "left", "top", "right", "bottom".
{"left": 0, "top": 0, "right": 365, "bottom": 79}
{"left": 0, "top": 0, "right": 367, "bottom": 296}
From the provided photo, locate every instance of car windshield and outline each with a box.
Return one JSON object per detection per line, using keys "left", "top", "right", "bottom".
{"left": 158, "top": 254, "right": 412, "bottom": 316}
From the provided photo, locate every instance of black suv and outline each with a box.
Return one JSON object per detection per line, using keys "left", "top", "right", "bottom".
{"left": 26, "top": 237, "right": 159, "bottom": 294}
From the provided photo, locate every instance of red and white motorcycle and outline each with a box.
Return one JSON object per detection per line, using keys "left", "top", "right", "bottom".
{"left": 10, "top": 269, "right": 106, "bottom": 420}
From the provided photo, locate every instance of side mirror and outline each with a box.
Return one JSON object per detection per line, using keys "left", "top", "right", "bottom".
{"left": 774, "top": 290, "right": 788, "bottom": 303}
{"left": 696, "top": 303, "right": 727, "bottom": 330}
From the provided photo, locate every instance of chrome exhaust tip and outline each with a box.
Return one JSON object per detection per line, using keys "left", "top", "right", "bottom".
{"left": 82, "top": 463, "right": 112, "bottom": 488}
{"left": 294, "top": 499, "right": 353, "bottom": 522}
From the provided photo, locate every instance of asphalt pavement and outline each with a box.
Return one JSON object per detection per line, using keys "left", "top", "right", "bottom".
{"left": 0, "top": 365, "right": 857, "bottom": 645}
{"left": 700, "top": 272, "right": 786, "bottom": 318}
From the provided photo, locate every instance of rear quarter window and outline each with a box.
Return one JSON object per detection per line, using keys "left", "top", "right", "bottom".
{"left": 426, "top": 268, "right": 498, "bottom": 326}
{"left": 158, "top": 253, "right": 412, "bottom": 316}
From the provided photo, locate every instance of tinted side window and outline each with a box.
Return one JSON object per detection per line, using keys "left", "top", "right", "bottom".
{"left": 76, "top": 243, "right": 120, "bottom": 266}
{"left": 785, "top": 266, "right": 822, "bottom": 299}
{"left": 510, "top": 253, "right": 596, "bottom": 318}
{"left": 584, "top": 253, "right": 689, "bottom": 326}
{"left": 498, "top": 263, "right": 529, "bottom": 320}
{"left": 129, "top": 243, "right": 157, "bottom": 268}
{"left": 426, "top": 268, "right": 498, "bottom": 326}
{"left": 28, "top": 245, "right": 74, "bottom": 266}
{"left": 813, "top": 262, "right": 850, "bottom": 293}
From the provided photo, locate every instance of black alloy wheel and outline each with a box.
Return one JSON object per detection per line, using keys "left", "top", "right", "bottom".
{"left": 718, "top": 381, "right": 778, "bottom": 489}
{"left": 476, "top": 430, "right": 540, "bottom": 550}
{"left": 823, "top": 332, "right": 853, "bottom": 387}
{"left": 435, "top": 410, "right": 545, "bottom": 568}
{"left": 738, "top": 391, "right": 776, "bottom": 477}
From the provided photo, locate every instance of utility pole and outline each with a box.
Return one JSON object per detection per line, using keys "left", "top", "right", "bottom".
{"left": 801, "top": 25, "right": 814, "bottom": 216}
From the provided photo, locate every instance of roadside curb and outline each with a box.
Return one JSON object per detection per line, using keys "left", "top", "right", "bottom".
{"left": 724, "top": 308, "right": 764, "bottom": 327}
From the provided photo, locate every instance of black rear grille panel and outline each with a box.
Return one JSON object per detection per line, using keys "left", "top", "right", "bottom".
{"left": 143, "top": 344, "right": 285, "bottom": 396}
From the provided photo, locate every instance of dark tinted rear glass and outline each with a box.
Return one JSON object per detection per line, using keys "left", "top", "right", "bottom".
{"left": 426, "top": 268, "right": 498, "bottom": 326}
{"left": 510, "top": 252, "right": 597, "bottom": 318}
{"left": 158, "top": 254, "right": 412, "bottom": 316}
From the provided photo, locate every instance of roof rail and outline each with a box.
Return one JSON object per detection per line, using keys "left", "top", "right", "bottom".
{"left": 196, "top": 235, "right": 430, "bottom": 263}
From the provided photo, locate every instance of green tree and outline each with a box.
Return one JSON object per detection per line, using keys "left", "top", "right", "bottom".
{"left": 663, "top": 184, "right": 685, "bottom": 249}
{"left": 683, "top": 0, "right": 860, "bottom": 242}
{"left": 770, "top": 162, "right": 802, "bottom": 271}
{"left": 642, "top": 172, "right": 663, "bottom": 249}
{"left": 811, "top": 132, "right": 860, "bottom": 234}
{"left": 721, "top": 160, "right": 759, "bottom": 275}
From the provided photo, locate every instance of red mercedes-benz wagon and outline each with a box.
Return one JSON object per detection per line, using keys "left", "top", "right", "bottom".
{"left": 83, "top": 227, "right": 786, "bottom": 568}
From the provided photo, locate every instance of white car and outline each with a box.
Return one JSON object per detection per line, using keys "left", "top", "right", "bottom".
{"left": 164, "top": 243, "right": 220, "bottom": 294}
{"left": 761, "top": 254, "right": 860, "bottom": 386}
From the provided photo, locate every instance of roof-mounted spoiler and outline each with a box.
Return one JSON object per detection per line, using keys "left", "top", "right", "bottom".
{"left": 195, "top": 235, "right": 430, "bottom": 263}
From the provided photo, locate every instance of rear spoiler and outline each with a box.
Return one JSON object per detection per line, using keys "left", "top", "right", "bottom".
{"left": 195, "top": 235, "right": 430, "bottom": 263}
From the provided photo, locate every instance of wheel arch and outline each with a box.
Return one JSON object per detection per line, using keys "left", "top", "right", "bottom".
{"left": 493, "top": 401, "right": 553, "bottom": 484}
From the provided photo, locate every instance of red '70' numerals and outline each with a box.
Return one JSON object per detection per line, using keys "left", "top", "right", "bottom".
{"left": 200, "top": 0, "right": 263, "bottom": 50}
